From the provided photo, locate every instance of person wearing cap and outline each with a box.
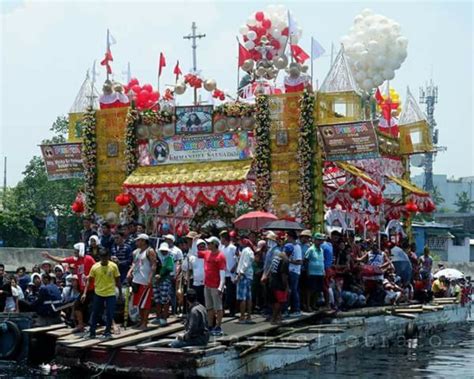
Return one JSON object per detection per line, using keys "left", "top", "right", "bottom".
{"left": 269, "top": 244, "right": 290, "bottom": 325}
{"left": 154, "top": 243, "right": 175, "bottom": 326}
{"left": 32, "top": 273, "right": 62, "bottom": 319}
{"left": 43, "top": 243, "right": 96, "bottom": 333}
{"left": 110, "top": 231, "right": 133, "bottom": 284}
{"left": 219, "top": 230, "right": 238, "bottom": 317}
{"left": 54, "top": 265, "right": 65, "bottom": 287}
{"left": 62, "top": 275, "right": 81, "bottom": 304}
{"left": 82, "top": 250, "right": 121, "bottom": 339}
{"left": 127, "top": 233, "right": 158, "bottom": 329}
{"left": 170, "top": 289, "right": 209, "bottom": 349}
{"left": 285, "top": 231, "right": 303, "bottom": 317}
{"left": 304, "top": 233, "right": 326, "bottom": 310}
{"left": 87, "top": 235, "right": 104, "bottom": 262}
{"left": 163, "top": 234, "right": 183, "bottom": 315}
{"left": 198, "top": 236, "right": 227, "bottom": 336}
{"left": 260, "top": 231, "right": 281, "bottom": 318}
{"left": 182, "top": 239, "right": 206, "bottom": 305}
{"left": 235, "top": 238, "right": 255, "bottom": 324}
{"left": 41, "top": 260, "right": 53, "bottom": 275}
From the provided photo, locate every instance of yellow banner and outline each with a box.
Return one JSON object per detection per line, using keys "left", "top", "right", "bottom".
{"left": 68, "top": 112, "right": 84, "bottom": 142}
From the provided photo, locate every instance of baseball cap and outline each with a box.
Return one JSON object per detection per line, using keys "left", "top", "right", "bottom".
{"left": 186, "top": 231, "right": 200, "bottom": 239}
{"left": 313, "top": 232, "right": 326, "bottom": 240}
{"left": 205, "top": 236, "right": 220, "bottom": 246}
{"left": 164, "top": 234, "right": 175, "bottom": 242}
{"left": 135, "top": 233, "right": 149, "bottom": 241}
{"left": 196, "top": 239, "right": 207, "bottom": 246}
{"left": 283, "top": 243, "right": 294, "bottom": 254}
{"left": 159, "top": 242, "right": 170, "bottom": 252}
{"left": 256, "top": 240, "right": 267, "bottom": 252}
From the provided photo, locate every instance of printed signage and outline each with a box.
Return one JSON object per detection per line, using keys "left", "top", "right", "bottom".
{"left": 318, "top": 120, "right": 379, "bottom": 161}
{"left": 40, "top": 143, "right": 84, "bottom": 180}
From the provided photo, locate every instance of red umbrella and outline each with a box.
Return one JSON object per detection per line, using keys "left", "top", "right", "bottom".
{"left": 234, "top": 211, "right": 278, "bottom": 231}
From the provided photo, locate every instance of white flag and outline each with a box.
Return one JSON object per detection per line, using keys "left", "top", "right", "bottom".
{"left": 288, "top": 11, "right": 298, "bottom": 37}
{"left": 109, "top": 33, "right": 117, "bottom": 46}
{"left": 311, "top": 37, "right": 325, "bottom": 60}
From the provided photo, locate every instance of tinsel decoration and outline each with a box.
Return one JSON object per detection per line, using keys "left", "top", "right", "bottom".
{"left": 254, "top": 95, "right": 272, "bottom": 211}
{"left": 125, "top": 107, "right": 139, "bottom": 175}
{"left": 81, "top": 106, "right": 97, "bottom": 217}
{"left": 214, "top": 102, "right": 256, "bottom": 117}
{"left": 298, "top": 90, "right": 315, "bottom": 227}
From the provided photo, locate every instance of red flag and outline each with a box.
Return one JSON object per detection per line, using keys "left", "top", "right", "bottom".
{"left": 173, "top": 60, "right": 182, "bottom": 80}
{"left": 238, "top": 43, "right": 252, "bottom": 67}
{"left": 158, "top": 52, "right": 166, "bottom": 77}
{"left": 375, "top": 88, "right": 384, "bottom": 104}
{"left": 290, "top": 44, "right": 309, "bottom": 64}
{"left": 100, "top": 49, "right": 113, "bottom": 74}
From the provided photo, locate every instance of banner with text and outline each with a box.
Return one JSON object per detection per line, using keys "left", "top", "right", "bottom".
{"left": 318, "top": 120, "right": 379, "bottom": 161}
{"left": 40, "top": 143, "right": 84, "bottom": 180}
{"left": 138, "top": 131, "right": 253, "bottom": 166}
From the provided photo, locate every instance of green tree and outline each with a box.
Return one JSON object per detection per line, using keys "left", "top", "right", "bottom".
{"left": 430, "top": 186, "right": 445, "bottom": 206}
{"left": 454, "top": 191, "right": 474, "bottom": 213}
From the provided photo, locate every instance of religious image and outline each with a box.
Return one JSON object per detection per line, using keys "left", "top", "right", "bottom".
{"left": 175, "top": 105, "right": 213, "bottom": 134}
{"left": 151, "top": 140, "right": 170, "bottom": 163}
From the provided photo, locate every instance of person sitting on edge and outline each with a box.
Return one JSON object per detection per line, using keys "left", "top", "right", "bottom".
{"left": 154, "top": 242, "right": 175, "bottom": 327}
{"left": 170, "top": 289, "right": 209, "bottom": 348}
{"left": 33, "top": 273, "right": 62, "bottom": 320}
{"left": 198, "top": 236, "right": 226, "bottom": 337}
{"left": 127, "top": 233, "right": 157, "bottom": 330}
{"left": 82, "top": 250, "right": 121, "bottom": 339}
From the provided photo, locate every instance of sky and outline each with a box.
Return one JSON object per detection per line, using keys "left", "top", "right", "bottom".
{"left": 1, "top": 0, "right": 473, "bottom": 186}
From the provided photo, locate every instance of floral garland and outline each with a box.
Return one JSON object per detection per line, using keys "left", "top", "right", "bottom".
{"left": 125, "top": 107, "right": 139, "bottom": 176}
{"left": 190, "top": 204, "right": 234, "bottom": 230}
{"left": 298, "top": 91, "right": 315, "bottom": 227}
{"left": 254, "top": 95, "right": 272, "bottom": 211}
{"left": 81, "top": 106, "right": 97, "bottom": 217}
{"left": 141, "top": 109, "right": 174, "bottom": 126}
{"left": 214, "top": 102, "right": 256, "bottom": 117}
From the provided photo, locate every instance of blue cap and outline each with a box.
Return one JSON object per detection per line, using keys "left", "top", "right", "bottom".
{"left": 283, "top": 243, "right": 294, "bottom": 254}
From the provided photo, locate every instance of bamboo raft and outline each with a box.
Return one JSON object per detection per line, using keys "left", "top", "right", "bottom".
{"left": 21, "top": 298, "right": 469, "bottom": 378}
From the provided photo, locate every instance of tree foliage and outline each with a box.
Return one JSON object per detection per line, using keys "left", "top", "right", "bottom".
{"left": 454, "top": 191, "right": 474, "bottom": 213}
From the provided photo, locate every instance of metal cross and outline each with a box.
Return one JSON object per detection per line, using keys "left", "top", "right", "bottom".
{"left": 183, "top": 22, "right": 206, "bottom": 73}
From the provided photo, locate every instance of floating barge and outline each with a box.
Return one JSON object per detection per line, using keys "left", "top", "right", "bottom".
{"left": 20, "top": 300, "right": 470, "bottom": 377}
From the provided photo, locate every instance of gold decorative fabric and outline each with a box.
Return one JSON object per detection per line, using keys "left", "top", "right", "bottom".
{"left": 124, "top": 160, "right": 252, "bottom": 186}
{"left": 335, "top": 161, "right": 378, "bottom": 185}
{"left": 387, "top": 175, "right": 428, "bottom": 196}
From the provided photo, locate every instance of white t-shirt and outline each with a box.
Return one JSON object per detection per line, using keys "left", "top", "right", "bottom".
{"left": 169, "top": 245, "right": 183, "bottom": 277}
{"left": 220, "top": 243, "right": 237, "bottom": 278}
{"left": 289, "top": 243, "right": 303, "bottom": 274}
{"left": 236, "top": 247, "right": 255, "bottom": 280}
{"left": 187, "top": 255, "right": 205, "bottom": 286}
{"left": 5, "top": 286, "right": 23, "bottom": 312}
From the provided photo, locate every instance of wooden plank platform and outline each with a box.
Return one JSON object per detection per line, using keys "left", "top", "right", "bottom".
{"left": 234, "top": 341, "right": 309, "bottom": 349}
{"left": 280, "top": 333, "right": 323, "bottom": 343}
{"left": 100, "top": 323, "right": 185, "bottom": 349}
{"left": 60, "top": 327, "right": 148, "bottom": 348}
{"left": 23, "top": 323, "right": 65, "bottom": 334}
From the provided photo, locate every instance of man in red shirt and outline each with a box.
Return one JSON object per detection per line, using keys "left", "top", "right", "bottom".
{"left": 42, "top": 242, "right": 95, "bottom": 333}
{"left": 198, "top": 236, "right": 226, "bottom": 336}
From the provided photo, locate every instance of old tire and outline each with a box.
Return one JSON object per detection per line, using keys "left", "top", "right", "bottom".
{"left": 0, "top": 321, "right": 22, "bottom": 359}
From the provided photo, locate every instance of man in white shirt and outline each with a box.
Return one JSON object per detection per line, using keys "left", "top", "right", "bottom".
{"left": 286, "top": 230, "right": 302, "bottom": 317}
{"left": 164, "top": 234, "right": 183, "bottom": 315}
{"left": 219, "top": 231, "right": 237, "bottom": 317}
{"left": 236, "top": 239, "right": 255, "bottom": 323}
{"left": 182, "top": 239, "right": 206, "bottom": 305}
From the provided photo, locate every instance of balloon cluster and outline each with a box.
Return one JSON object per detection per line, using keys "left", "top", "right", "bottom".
{"left": 71, "top": 200, "right": 84, "bottom": 213}
{"left": 240, "top": 5, "right": 301, "bottom": 61}
{"left": 123, "top": 78, "right": 160, "bottom": 110}
{"left": 212, "top": 89, "right": 225, "bottom": 101}
{"left": 184, "top": 74, "right": 203, "bottom": 89}
{"left": 341, "top": 9, "right": 408, "bottom": 91}
{"left": 174, "top": 73, "right": 224, "bottom": 101}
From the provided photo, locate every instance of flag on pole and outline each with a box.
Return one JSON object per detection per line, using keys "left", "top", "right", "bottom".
{"left": 287, "top": 11, "right": 298, "bottom": 38}
{"left": 100, "top": 50, "right": 113, "bottom": 74}
{"left": 108, "top": 33, "right": 117, "bottom": 46}
{"left": 311, "top": 37, "right": 326, "bottom": 60}
{"left": 158, "top": 52, "right": 166, "bottom": 77}
{"left": 375, "top": 88, "right": 384, "bottom": 104}
{"left": 173, "top": 60, "right": 182, "bottom": 80}
{"left": 290, "top": 44, "right": 309, "bottom": 64}
{"left": 238, "top": 43, "right": 252, "bottom": 67}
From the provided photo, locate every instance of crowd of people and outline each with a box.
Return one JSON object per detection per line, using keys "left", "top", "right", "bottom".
{"left": 0, "top": 217, "right": 471, "bottom": 345}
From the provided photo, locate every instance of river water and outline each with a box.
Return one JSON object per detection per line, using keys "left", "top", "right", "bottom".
{"left": 1, "top": 323, "right": 473, "bottom": 378}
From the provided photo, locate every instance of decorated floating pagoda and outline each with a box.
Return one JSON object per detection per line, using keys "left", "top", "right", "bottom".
{"left": 60, "top": 6, "right": 435, "bottom": 241}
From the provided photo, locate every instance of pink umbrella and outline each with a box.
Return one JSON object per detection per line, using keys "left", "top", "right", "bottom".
{"left": 234, "top": 211, "right": 278, "bottom": 231}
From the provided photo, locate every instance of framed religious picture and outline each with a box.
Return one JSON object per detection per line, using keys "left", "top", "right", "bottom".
{"left": 151, "top": 140, "right": 170, "bottom": 164}
{"left": 276, "top": 129, "right": 289, "bottom": 146}
{"left": 107, "top": 142, "right": 119, "bottom": 157}
{"left": 175, "top": 105, "right": 213, "bottom": 135}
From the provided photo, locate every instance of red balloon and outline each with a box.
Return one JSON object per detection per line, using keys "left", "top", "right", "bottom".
{"left": 368, "top": 194, "right": 383, "bottom": 207}
{"left": 282, "top": 27, "right": 289, "bottom": 36}
{"left": 150, "top": 91, "right": 160, "bottom": 101}
{"left": 139, "top": 89, "right": 151, "bottom": 100}
{"left": 115, "top": 193, "right": 131, "bottom": 207}
{"left": 131, "top": 84, "right": 141, "bottom": 94}
{"left": 142, "top": 84, "right": 153, "bottom": 93}
{"left": 219, "top": 94, "right": 225, "bottom": 101}
{"left": 271, "top": 40, "right": 281, "bottom": 49}
{"left": 128, "top": 78, "right": 139, "bottom": 87}
{"left": 71, "top": 201, "right": 84, "bottom": 213}
{"left": 405, "top": 201, "right": 418, "bottom": 213}
{"left": 255, "top": 11, "right": 264, "bottom": 22}
{"left": 349, "top": 187, "right": 365, "bottom": 200}
{"left": 262, "top": 19, "right": 272, "bottom": 29}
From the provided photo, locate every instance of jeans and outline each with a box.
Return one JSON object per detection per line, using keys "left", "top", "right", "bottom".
{"left": 90, "top": 294, "right": 116, "bottom": 336}
{"left": 289, "top": 272, "right": 301, "bottom": 313}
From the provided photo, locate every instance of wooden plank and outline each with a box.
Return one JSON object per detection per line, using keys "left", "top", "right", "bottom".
{"left": 393, "top": 308, "right": 424, "bottom": 313}
{"left": 61, "top": 327, "right": 148, "bottom": 348}
{"left": 100, "top": 323, "right": 184, "bottom": 349}
{"left": 48, "top": 327, "right": 80, "bottom": 337}
{"left": 136, "top": 339, "right": 175, "bottom": 349}
{"left": 234, "top": 341, "right": 309, "bottom": 349}
{"left": 392, "top": 312, "right": 417, "bottom": 319}
{"left": 307, "top": 327, "right": 345, "bottom": 333}
{"left": 280, "top": 333, "right": 323, "bottom": 343}
{"left": 23, "top": 324, "right": 65, "bottom": 333}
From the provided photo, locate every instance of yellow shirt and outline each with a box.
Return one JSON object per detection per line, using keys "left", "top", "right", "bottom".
{"left": 431, "top": 279, "right": 446, "bottom": 294}
{"left": 89, "top": 261, "right": 120, "bottom": 297}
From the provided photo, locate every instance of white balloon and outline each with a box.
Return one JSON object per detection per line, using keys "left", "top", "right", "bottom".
{"left": 239, "top": 25, "right": 249, "bottom": 35}
{"left": 244, "top": 40, "right": 255, "bottom": 50}
{"left": 372, "top": 73, "right": 383, "bottom": 86}
{"left": 382, "top": 68, "right": 395, "bottom": 80}
{"left": 352, "top": 42, "right": 365, "bottom": 52}
{"left": 396, "top": 36, "right": 408, "bottom": 49}
{"left": 374, "top": 55, "right": 386, "bottom": 68}
{"left": 355, "top": 71, "right": 366, "bottom": 82}
{"left": 361, "top": 8, "right": 374, "bottom": 17}
{"left": 361, "top": 78, "right": 374, "bottom": 90}
{"left": 247, "top": 30, "right": 257, "bottom": 41}
{"left": 272, "top": 28, "right": 281, "bottom": 38}
{"left": 368, "top": 40, "right": 379, "bottom": 52}
{"left": 354, "top": 15, "right": 364, "bottom": 24}
{"left": 247, "top": 18, "right": 257, "bottom": 27}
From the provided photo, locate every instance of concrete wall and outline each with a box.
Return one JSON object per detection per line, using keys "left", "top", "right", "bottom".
{"left": 447, "top": 238, "right": 471, "bottom": 262}
{"left": 0, "top": 248, "right": 74, "bottom": 272}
